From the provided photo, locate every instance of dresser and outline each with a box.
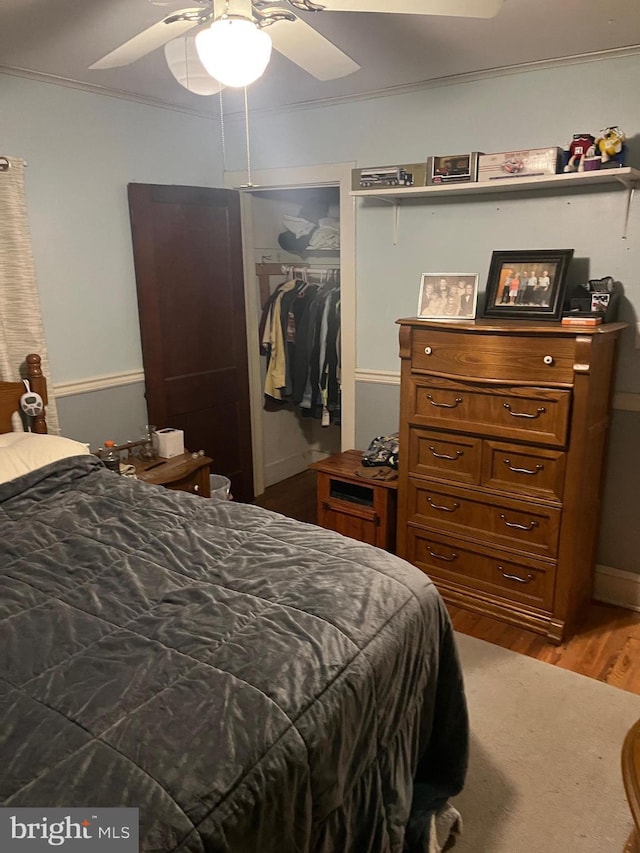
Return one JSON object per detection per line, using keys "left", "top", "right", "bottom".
{"left": 396, "top": 318, "right": 625, "bottom": 643}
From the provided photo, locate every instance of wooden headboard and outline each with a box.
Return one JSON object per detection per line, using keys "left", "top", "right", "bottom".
{"left": 0, "top": 353, "right": 48, "bottom": 434}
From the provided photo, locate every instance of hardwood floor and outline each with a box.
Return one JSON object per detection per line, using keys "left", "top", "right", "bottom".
{"left": 447, "top": 602, "right": 640, "bottom": 695}
{"left": 253, "top": 469, "right": 317, "bottom": 525}
{"left": 254, "top": 470, "right": 640, "bottom": 696}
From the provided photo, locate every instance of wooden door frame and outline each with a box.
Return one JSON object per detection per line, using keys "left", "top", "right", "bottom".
{"left": 224, "top": 163, "right": 356, "bottom": 496}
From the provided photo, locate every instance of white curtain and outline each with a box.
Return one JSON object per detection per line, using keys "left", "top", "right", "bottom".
{"left": 0, "top": 155, "right": 59, "bottom": 433}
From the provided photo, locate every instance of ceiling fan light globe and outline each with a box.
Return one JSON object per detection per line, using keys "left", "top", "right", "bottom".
{"left": 195, "top": 18, "right": 272, "bottom": 88}
{"left": 165, "top": 36, "right": 223, "bottom": 95}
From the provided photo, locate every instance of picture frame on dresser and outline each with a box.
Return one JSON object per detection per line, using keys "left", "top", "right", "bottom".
{"left": 482, "top": 249, "right": 574, "bottom": 320}
{"left": 417, "top": 273, "right": 479, "bottom": 320}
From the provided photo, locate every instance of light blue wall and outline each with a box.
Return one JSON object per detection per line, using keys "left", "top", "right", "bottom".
{"left": 221, "top": 53, "right": 640, "bottom": 394}
{"left": 3, "top": 54, "right": 639, "bottom": 576}
{"left": 57, "top": 382, "right": 148, "bottom": 451}
{"left": 222, "top": 52, "right": 640, "bottom": 577}
{"left": 3, "top": 74, "right": 223, "bottom": 383}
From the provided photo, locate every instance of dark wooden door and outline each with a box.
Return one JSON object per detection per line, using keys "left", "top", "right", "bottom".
{"left": 128, "top": 183, "right": 254, "bottom": 501}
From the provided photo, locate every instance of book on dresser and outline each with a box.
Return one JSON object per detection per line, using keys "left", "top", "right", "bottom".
{"left": 561, "top": 314, "right": 603, "bottom": 326}
{"left": 395, "top": 317, "right": 626, "bottom": 643}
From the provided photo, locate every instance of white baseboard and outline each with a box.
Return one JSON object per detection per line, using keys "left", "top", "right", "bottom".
{"left": 594, "top": 564, "right": 640, "bottom": 612}
{"left": 264, "top": 452, "right": 311, "bottom": 488}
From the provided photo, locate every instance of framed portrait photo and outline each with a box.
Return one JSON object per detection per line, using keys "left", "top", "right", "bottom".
{"left": 481, "top": 249, "right": 574, "bottom": 320}
{"left": 417, "top": 273, "right": 479, "bottom": 320}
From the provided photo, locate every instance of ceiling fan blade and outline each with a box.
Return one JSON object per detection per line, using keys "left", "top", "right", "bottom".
{"left": 318, "top": 0, "right": 503, "bottom": 18}
{"left": 269, "top": 17, "right": 360, "bottom": 81}
{"left": 89, "top": 12, "right": 201, "bottom": 70}
{"left": 164, "top": 35, "right": 224, "bottom": 95}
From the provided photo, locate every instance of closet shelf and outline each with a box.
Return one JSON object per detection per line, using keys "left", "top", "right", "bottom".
{"left": 350, "top": 166, "right": 640, "bottom": 200}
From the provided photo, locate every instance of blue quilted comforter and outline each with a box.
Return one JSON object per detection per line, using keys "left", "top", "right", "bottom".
{"left": 0, "top": 456, "right": 468, "bottom": 852}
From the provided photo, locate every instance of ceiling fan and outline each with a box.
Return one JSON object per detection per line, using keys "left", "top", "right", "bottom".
{"left": 90, "top": 0, "right": 504, "bottom": 94}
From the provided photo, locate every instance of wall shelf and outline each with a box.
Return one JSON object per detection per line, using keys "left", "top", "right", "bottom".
{"left": 350, "top": 166, "right": 640, "bottom": 200}
{"left": 351, "top": 166, "right": 639, "bottom": 242}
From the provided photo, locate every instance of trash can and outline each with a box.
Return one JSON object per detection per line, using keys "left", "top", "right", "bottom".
{"left": 209, "top": 474, "right": 231, "bottom": 501}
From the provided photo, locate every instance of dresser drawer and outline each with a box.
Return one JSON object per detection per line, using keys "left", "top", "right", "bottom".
{"left": 409, "top": 378, "right": 572, "bottom": 447}
{"left": 482, "top": 441, "right": 566, "bottom": 501}
{"left": 135, "top": 453, "right": 212, "bottom": 497}
{"left": 407, "top": 478, "right": 561, "bottom": 558}
{"left": 164, "top": 468, "right": 210, "bottom": 497}
{"left": 407, "top": 427, "right": 482, "bottom": 485}
{"left": 407, "top": 528, "right": 555, "bottom": 609}
{"left": 411, "top": 328, "right": 577, "bottom": 384}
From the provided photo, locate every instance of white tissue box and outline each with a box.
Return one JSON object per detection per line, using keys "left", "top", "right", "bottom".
{"left": 153, "top": 428, "right": 184, "bottom": 459}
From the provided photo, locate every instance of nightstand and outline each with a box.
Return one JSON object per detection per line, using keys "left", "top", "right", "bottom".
{"left": 132, "top": 452, "right": 213, "bottom": 498}
{"left": 309, "top": 450, "right": 398, "bottom": 551}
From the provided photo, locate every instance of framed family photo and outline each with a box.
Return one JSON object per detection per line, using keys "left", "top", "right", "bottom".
{"left": 417, "top": 273, "right": 479, "bottom": 320}
{"left": 482, "top": 249, "right": 574, "bottom": 320}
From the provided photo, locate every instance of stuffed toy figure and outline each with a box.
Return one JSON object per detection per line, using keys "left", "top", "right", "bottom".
{"left": 563, "top": 133, "right": 596, "bottom": 172}
{"left": 595, "top": 126, "right": 626, "bottom": 168}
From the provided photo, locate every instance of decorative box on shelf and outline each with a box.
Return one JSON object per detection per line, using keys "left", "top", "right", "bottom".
{"left": 352, "top": 163, "right": 426, "bottom": 190}
{"left": 478, "top": 147, "right": 562, "bottom": 181}
{"left": 426, "top": 152, "right": 482, "bottom": 185}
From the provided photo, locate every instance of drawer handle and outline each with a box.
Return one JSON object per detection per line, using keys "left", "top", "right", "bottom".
{"left": 193, "top": 483, "right": 200, "bottom": 493}
{"left": 429, "top": 446, "right": 464, "bottom": 461}
{"left": 499, "top": 513, "right": 539, "bottom": 531}
{"left": 427, "top": 497, "right": 460, "bottom": 513}
{"left": 543, "top": 355, "right": 554, "bottom": 366}
{"left": 426, "top": 395, "right": 463, "bottom": 409}
{"left": 497, "top": 566, "right": 535, "bottom": 584}
{"left": 427, "top": 547, "right": 458, "bottom": 562}
{"left": 503, "top": 402, "right": 546, "bottom": 419}
{"left": 424, "top": 346, "right": 432, "bottom": 355}
{"left": 503, "top": 459, "right": 544, "bottom": 476}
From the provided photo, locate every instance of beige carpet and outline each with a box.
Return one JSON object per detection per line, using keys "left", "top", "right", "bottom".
{"left": 452, "top": 632, "right": 639, "bottom": 853}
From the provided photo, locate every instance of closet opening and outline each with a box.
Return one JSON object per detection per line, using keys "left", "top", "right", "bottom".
{"left": 249, "top": 186, "right": 342, "bottom": 490}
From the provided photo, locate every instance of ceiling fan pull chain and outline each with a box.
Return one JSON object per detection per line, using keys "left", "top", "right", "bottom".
{"left": 244, "top": 86, "right": 253, "bottom": 187}
{"left": 218, "top": 89, "right": 227, "bottom": 174}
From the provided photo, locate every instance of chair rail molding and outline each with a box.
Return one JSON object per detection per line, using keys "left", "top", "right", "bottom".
{"left": 355, "top": 368, "right": 639, "bottom": 412}
{"left": 355, "top": 368, "right": 401, "bottom": 386}
{"left": 53, "top": 369, "right": 145, "bottom": 398}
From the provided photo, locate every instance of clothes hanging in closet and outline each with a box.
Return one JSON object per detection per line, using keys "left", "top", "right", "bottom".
{"left": 259, "top": 274, "right": 340, "bottom": 424}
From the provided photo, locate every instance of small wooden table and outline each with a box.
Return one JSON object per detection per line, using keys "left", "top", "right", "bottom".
{"left": 132, "top": 452, "right": 213, "bottom": 498}
{"left": 623, "top": 718, "right": 640, "bottom": 853}
{"left": 309, "top": 449, "right": 398, "bottom": 551}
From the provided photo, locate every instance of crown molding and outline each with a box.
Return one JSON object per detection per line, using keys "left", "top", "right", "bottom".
{"left": 0, "top": 65, "right": 219, "bottom": 120}
{"left": 224, "top": 44, "right": 640, "bottom": 121}
{"left": 3, "top": 44, "right": 640, "bottom": 122}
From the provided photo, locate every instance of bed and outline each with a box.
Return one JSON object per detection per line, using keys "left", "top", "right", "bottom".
{"left": 0, "top": 355, "right": 469, "bottom": 852}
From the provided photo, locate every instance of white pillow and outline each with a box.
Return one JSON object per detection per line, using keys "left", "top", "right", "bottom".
{"left": 0, "top": 433, "right": 91, "bottom": 485}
